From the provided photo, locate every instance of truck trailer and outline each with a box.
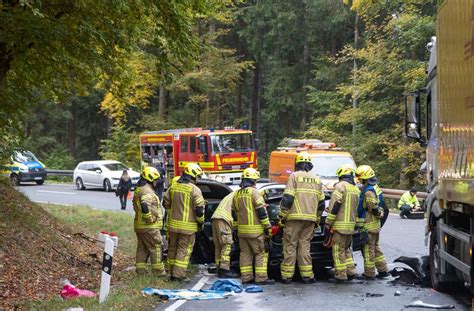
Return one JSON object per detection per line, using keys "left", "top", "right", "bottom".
{"left": 405, "top": 0, "right": 474, "bottom": 293}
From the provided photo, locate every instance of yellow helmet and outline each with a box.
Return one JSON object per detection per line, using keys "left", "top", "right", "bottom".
{"left": 355, "top": 165, "right": 375, "bottom": 180}
{"left": 184, "top": 163, "right": 203, "bottom": 178}
{"left": 141, "top": 166, "right": 160, "bottom": 183}
{"left": 336, "top": 164, "right": 355, "bottom": 178}
{"left": 295, "top": 151, "right": 311, "bottom": 164}
{"left": 242, "top": 167, "right": 260, "bottom": 180}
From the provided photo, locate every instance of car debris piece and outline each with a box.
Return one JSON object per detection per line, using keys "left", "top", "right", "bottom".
{"left": 394, "top": 290, "right": 401, "bottom": 296}
{"left": 366, "top": 293, "right": 384, "bottom": 297}
{"left": 394, "top": 256, "right": 429, "bottom": 281}
{"left": 405, "top": 300, "right": 455, "bottom": 309}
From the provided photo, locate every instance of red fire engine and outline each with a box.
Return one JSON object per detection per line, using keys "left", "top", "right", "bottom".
{"left": 139, "top": 128, "right": 257, "bottom": 184}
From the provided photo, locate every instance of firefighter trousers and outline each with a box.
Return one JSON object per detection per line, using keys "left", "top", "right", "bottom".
{"left": 212, "top": 218, "right": 233, "bottom": 271}
{"left": 167, "top": 231, "right": 196, "bottom": 279}
{"left": 135, "top": 229, "right": 165, "bottom": 274}
{"left": 332, "top": 232, "right": 356, "bottom": 280}
{"left": 280, "top": 220, "right": 315, "bottom": 280}
{"left": 363, "top": 232, "right": 388, "bottom": 277}
{"left": 239, "top": 235, "right": 269, "bottom": 283}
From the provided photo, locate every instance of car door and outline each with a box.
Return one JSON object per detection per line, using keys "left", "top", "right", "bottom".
{"left": 80, "top": 164, "right": 92, "bottom": 185}
{"left": 89, "top": 164, "right": 103, "bottom": 187}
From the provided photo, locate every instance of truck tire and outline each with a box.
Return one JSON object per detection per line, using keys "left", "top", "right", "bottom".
{"left": 104, "top": 179, "right": 112, "bottom": 192}
{"left": 10, "top": 174, "right": 20, "bottom": 186}
{"left": 36, "top": 180, "right": 44, "bottom": 185}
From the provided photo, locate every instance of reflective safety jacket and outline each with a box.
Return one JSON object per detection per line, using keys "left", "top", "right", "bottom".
{"left": 211, "top": 192, "right": 235, "bottom": 227}
{"left": 398, "top": 191, "right": 420, "bottom": 209}
{"left": 280, "top": 171, "right": 325, "bottom": 222}
{"left": 325, "top": 181, "right": 360, "bottom": 235}
{"left": 163, "top": 181, "right": 205, "bottom": 234}
{"left": 232, "top": 187, "right": 271, "bottom": 238}
{"left": 133, "top": 183, "right": 163, "bottom": 231}
{"left": 358, "top": 184, "right": 383, "bottom": 233}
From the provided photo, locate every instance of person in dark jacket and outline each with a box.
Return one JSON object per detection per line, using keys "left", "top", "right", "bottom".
{"left": 118, "top": 169, "right": 133, "bottom": 210}
{"left": 154, "top": 163, "right": 166, "bottom": 202}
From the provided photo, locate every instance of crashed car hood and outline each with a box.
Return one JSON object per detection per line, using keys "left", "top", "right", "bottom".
{"left": 196, "top": 179, "right": 233, "bottom": 200}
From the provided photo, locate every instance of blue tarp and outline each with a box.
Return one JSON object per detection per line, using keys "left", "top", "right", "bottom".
{"left": 210, "top": 279, "right": 244, "bottom": 293}
{"left": 142, "top": 287, "right": 232, "bottom": 300}
{"left": 244, "top": 285, "right": 263, "bottom": 293}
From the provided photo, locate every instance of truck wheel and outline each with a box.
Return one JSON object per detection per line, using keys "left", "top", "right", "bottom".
{"left": 104, "top": 179, "right": 112, "bottom": 192}
{"left": 429, "top": 221, "right": 445, "bottom": 291}
{"left": 36, "top": 180, "right": 44, "bottom": 185}
{"left": 76, "top": 177, "right": 85, "bottom": 190}
{"left": 10, "top": 174, "right": 20, "bottom": 186}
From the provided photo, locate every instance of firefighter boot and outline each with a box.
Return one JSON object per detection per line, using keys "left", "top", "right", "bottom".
{"left": 218, "top": 268, "right": 240, "bottom": 278}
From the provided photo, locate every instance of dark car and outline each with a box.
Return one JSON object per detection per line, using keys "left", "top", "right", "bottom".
{"left": 185, "top": 179, "right": 389, "bottom": 278}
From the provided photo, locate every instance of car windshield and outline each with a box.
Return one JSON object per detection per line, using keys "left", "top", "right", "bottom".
{"left": 211, "top": 133, "right": 254, "bottom": 154}
{"left": 310, "top": 155, "right": 356, "bottom": 178}
{"left": 103, "top": 162, "right": 128, "bottom": 171}
{"left": 14, "top": 150, "right": 38, "bottom": 163}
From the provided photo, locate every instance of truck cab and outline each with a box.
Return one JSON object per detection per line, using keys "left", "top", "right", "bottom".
{"left": 1, "top": 149, "right": 47, "bottom": 186}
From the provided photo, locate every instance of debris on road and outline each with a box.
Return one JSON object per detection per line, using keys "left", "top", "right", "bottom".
{"left": 389, "top": 256, "right": 430, "bottom": 286}
{"left": 365, "top": 293, "right": 384, "bottom": 297}
{"left": 394, "top": 290, "right": 401, "bottom": 296}
{"left": 142, "top": 287, "right": 232, "bottom": 301}
{"left": 60, "top": 279, "right": 96, "bottom": 300}
{"left": 405, "top": 300, "right": 455, "bottom": 309}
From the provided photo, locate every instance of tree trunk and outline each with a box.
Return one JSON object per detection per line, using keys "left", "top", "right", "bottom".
{"left": 236, "top": 77, "right": 243, "bottom": 119}
{"left": 158, "top": 85, "right": 167, "bottom": 120}
{"left": 251, "top": 63, "right": 262, "bottom": 139}
{"left": 300, "top": 41, "right": 310, "bottom": 129}
{"left": 0, "top": 43, "right": 12, "bottom": 97}
{"left": 352, "top": 12, "right": 359, "bottom": 150}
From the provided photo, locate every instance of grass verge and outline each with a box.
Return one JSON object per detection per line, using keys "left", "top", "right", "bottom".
{"left": 29, "top": 204, "right": 181, "bottom": 311}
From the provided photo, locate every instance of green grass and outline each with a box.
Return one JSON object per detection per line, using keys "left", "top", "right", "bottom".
{"left": 29, "top": 204, "right": 182, "bottom": 310}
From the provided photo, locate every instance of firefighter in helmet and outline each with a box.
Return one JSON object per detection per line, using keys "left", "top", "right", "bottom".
{"left": 232, "top": 168, "right": 275, "bottom": 285}
{"left": 355, "top": 165, "right": 389, "bottom": 279}
{"left": 325, "top": 164, "right": 360, "bottom": 283}
{"left": 279, "top": 152, "right": 325, "bottom": 284}
{"left": 163, "top": 163, "right": 206, "bottom": 282}
{"left": 133, "top": 166, "right": 166, "bottom": 275}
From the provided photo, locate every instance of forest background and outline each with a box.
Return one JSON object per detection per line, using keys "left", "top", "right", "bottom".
{"left": 0, "top": 0, "right": 438, "bottom": 188}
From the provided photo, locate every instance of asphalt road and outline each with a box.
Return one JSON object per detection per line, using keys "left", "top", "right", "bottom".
{"left": 17, "top": 182, "right": 472, "bottom": 310}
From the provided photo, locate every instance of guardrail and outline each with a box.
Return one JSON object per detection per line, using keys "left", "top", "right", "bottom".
{"left": 46, "top": 169, "right": 73, "bottom": 177}
{"left": 381, "top": 188, "right": 428, "bottom": 200}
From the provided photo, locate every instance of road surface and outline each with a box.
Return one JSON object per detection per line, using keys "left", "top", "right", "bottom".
{"left": 17, "top": 182, "right": 472, "bottom": 310}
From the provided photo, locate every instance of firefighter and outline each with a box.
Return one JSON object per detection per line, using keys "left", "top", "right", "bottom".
{"left": 279, "top": 152, "right": 325, "bottom": 284}
{"left": 133, "top": 166, "right": 166, "bottom": 275}
{"left": 355, "top": 165, "right": 389, "bottom": 279}
{"left": 163, "top": 163, "right": 206, "bottom": 282}
{"left": 232, "top": 168, "right": 275, "bottom": 285}
{"left": 211, "top": 192, "right": 239, "bottom": 278}
{"left": 325, "top": 164, "right": 360, "bottom": 283}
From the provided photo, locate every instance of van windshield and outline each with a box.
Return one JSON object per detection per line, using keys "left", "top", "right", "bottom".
{"left": 310, "top": 155, "right": 356, "bottom": 178}
{"left": 14, "top": 150, "right": 38, "bottom": 163}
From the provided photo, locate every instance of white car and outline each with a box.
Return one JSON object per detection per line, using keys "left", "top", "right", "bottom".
{"left": 73, "top": 160, "right": 140, "bottom": 192}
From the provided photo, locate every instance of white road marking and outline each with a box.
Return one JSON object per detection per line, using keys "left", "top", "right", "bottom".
{"left": 165, "top": 276, "right": 209, "bottom": 311}
{"left": 37, "top": 190, "right": 76, "bottom": 195}
{"left": 34, "top": 201, "right": 73, "bottom": 207}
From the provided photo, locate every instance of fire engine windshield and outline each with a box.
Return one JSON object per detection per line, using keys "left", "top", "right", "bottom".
{"left": 310, "top": 155, "right": 356, "bottom": 178}
{"left": 211, "top": 133, "right": 254, "bottom": 154}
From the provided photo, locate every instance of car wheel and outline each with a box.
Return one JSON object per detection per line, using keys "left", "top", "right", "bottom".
{"left": 35, "top": 180, "right": 44, "bottom": 185}
{"left": 104, "top": 179, "right": 112, "bottom": 192}
{"left": 76, "top": 177, "right": 85, "bottom": 190}
{"left": 10, "top": 174, "right": 20, "bottom": 186}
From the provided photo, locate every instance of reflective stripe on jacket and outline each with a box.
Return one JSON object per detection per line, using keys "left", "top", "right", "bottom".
{"left": 163, "top": 181, "right": 205, "bottom": 234}
{"left": 280, "top": 171, "right": 325, "bottom": 222}
{"left": 133, "top": 183, "right": 163, "bottom": 231}
{"left": 232, "top": 187, "right": 270, "bottom": 238}
{"left": 325, "top": 181, "right": 360, "bottom": 235}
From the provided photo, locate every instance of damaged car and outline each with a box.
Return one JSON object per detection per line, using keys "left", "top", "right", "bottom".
{"left": 186, "top": 179, "right": 389, "bottom": 278}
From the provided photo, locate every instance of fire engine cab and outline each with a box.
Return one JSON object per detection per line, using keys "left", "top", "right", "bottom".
{"left": 140, "top": 128, "right": 257, "bottom": 184}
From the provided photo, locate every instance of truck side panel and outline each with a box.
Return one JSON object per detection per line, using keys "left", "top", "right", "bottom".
{"left": 437, "top": 0, "right": 474, "bottom": 206}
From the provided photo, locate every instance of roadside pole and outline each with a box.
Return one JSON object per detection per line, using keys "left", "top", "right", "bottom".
{"left": 98, "top": 233, "right": 117, "bottom": 303}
